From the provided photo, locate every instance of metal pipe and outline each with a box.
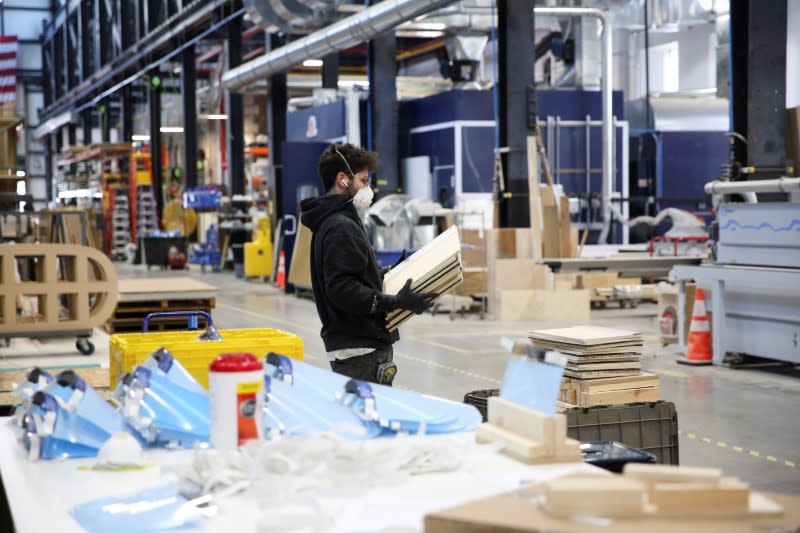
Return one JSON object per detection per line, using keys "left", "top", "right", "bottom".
{"left": 535, "top": 7, "right": 613, "bottom": 243}
{"left": 222, "top": 0, "right": 461, "bottom": 92}
{"left": 705, "top": 177, "right": 800, "bottom": 195}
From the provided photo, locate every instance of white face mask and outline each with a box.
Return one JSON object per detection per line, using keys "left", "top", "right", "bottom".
{"left": 352, "top": 185, "right": 374, "bottom": 210}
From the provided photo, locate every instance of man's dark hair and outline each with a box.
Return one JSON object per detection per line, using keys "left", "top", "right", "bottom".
{"left": 318, "top": 144, "right": 379, "bottom": 192}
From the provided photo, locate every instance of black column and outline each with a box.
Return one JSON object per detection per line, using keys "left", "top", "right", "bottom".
{"left": 81, "top": 109, "right": 92, "bottom": 145}
{"left": 100, "top": 102, "right": 110, "bottom": 143}
{"left": 267, "top": 34, "right": 287, "bottom": 218}
{"left": 150, "top": 71, "right": 163, "bottom": 223}
{"left": 367, "top": 13, "right": 398, "bottom": 194}
{"left": 182, "top": 44, "right": 198, "bottom": 189}
{"left": 121, "top": 84, "right": 133, "bottom": 142}
{"left": 322, "top": 52, "right": 339, "bottom": 89}
{"left": 498, "top": 0, "right": 536, "bottom": 227}
{"left": 227, "top": 16, "right": 245, "bottom": 195}
{"left": 731, "top": 0, "right": 787, "bottom": 171}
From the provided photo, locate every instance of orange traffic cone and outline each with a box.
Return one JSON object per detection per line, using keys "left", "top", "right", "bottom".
{"left": 276, "top": 250, "right": 287, "bottom": 290}
{"left": 678, "top": 287, "right": 713, "bottom": 365}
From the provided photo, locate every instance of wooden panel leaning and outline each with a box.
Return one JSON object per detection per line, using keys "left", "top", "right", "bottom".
{"left": 0, "top": 244, "right": 118, "bottom": 333}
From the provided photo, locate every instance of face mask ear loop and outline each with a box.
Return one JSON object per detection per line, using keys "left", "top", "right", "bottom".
{"left": 333, "top": 145, "right": 358, "bottom": 186}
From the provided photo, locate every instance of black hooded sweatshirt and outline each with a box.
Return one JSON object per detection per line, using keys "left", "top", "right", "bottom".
{"left": 300, "top": 194, "right": 398, "bottom": 353}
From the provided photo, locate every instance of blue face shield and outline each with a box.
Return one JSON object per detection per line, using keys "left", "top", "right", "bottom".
{"left": 13, "top": 367, "right": 54, "bottom": 402}
{"left": 287, "top": 357, "right": 472, "bottom": 434}
{"left": 263, "top": 354, "right": 480, "bottom": 437}
{"left": 45, "top": 370, "right": 131, "bottom": 437}
{"left": 70, "top": 485, "right": 211, "bottom": 533}
{"left": 114, "top": 366, "right": 210, "bottom": 448}
{"left": 23, "top": 392, "right": 109, "bottom": 460}
{"left": 140, "top": 348, "right": 206, "bottom": 395}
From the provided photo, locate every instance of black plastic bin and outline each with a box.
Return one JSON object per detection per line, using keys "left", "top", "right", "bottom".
{"left": 141, "top": 236, "right": 188, "bottom": 269}
{"left": 463, "top": 389, "right": 679, "bottom": 465}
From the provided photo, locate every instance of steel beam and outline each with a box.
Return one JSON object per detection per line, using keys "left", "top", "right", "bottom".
{"left": 731, "top": 0, "right": 787, "bottom": 169}
{"left": 182, "top": 44, "right": 198, "bottom": 189}
{"left": 41, "top": 0, "right": 232, "bottom": 121}
{"left": 497, "top": 0, "right": 536, "bottom": 228}
{"left": 100, "top": 102, "right": 111, "bottom": 143}
{"left": 267, "top": 34, "right": 287, "bottom": 218}
{"left": 227, "top": 15, "right": 245, "bottom": 195}
{"left": 80, "top": 0, "right": 93, "bottom": 82}
{"left": 81, "top": 109, "right": 92, "bottom": 145}
{"left": 150, "top": 71, "right": 164, "bottom": 223}
{"left": 121, "top": 84, "right": 133, "bottom": 142}
{"left": 368, "top": 5, "right": 399, "bottom": 194}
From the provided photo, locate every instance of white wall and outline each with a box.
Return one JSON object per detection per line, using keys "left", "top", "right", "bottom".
{"left": 787, "top": 0, "right": 800, "bottom": 108}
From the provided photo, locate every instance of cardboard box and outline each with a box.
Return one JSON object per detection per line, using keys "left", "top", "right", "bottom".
{"left": 498, "top": 289, "right": 590, "bottom": 322}
{"left": 456, "top": 267, "right": 487, "bottom": 297}
{"left": 489, "top": 260, "right": 553, "bottom": 315}
{"left": 288, "top": 223, "right": 313, "bottom": 288}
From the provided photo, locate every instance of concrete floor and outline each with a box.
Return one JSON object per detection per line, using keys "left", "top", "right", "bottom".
{"left": 84, "top": 265, "right": 800, "bottom": 494}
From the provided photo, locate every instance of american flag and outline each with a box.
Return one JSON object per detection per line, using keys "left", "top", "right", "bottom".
{"left": 0, "top": 36, "right": 17, "bottom": 104}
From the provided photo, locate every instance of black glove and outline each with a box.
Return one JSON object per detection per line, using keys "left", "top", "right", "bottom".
{"left": 380, "top": 279, "right": 437, "bottom": 315}
{"left": 380, "top": 249, "right": 408, "bottom": 278}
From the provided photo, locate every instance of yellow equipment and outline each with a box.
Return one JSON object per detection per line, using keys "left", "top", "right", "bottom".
{"left": 110, "top": 327, "right": 304, "bottom": 389}
{"left": 245, "top": 217, "right": 273, "bottom": 278}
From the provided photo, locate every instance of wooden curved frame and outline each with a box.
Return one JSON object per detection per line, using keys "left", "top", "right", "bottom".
{"left": 1, "top": 244, "right": 118, "bottom": 334}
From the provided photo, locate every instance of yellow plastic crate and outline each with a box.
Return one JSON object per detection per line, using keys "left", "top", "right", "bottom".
{"left": 109, "top": 328, "right": 304, "bottom": 389}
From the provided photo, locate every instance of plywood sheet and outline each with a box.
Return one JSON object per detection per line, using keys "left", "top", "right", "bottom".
{"left": 529, "top": 325, "right": 642, "bottom": 346}
{"left": 384, "top": 226, "right": 461, "bottom": 295}
{"left": 118, "top": 278, "right": 219, "bottom": 302}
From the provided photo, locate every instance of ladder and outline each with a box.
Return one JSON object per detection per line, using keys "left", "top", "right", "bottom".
{"left": 136, "top": 185, "right": 159, "bottom": 237}
{"left": 111, "top": 191, "right": 131, "bottom": 261}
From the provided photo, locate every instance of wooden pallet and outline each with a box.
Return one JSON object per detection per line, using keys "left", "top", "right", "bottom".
{"left": 104, "top": 315, "right": 211, "bottom": 334}
{"left": 106, "top": 296, "right": 215, "bottom": 334}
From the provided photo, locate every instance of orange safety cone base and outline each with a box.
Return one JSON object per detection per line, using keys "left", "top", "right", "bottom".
{"left": 677, "top": 355, "right": 713, "bottom": 366}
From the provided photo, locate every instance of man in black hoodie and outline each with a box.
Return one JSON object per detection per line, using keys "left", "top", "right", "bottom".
{"left": 300, "top": 144, "right": 435, "bottom": 385}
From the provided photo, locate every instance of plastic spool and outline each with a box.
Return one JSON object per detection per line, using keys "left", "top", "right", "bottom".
{"left": 209, "top": 353, "right": 264, "bottom": 451}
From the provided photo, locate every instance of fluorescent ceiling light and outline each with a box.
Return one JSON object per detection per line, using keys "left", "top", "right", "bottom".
{"left": 303, "top": 59, "right": 323, "bottom": 68}
{"left": 16, "top": 170, "right": 25, "bottom": 177}
{"left": 160, "top": 127, "right": 184, "bottom": 133}
{"left": 200, "top": 114, "right": 228, "bottom": 120}
{"left": 132, "top": 134, "right": 151, "bottom": 141}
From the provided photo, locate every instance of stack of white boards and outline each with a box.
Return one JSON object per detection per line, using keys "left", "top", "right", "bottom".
{"left": 383, "top": 226, "right": 464, "bottom": 332}
{"left": 529, "top": 326, "right": 643, "bottom": 380}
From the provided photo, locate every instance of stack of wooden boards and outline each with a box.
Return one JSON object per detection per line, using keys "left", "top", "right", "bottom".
{"left": 529, "top": 326, "right": 660, "bottom": 407}
{"left": 560, "top": 372, "right": 660, "bottom": 407}
{"left": 383, "top": 226, "right": 463, "bottom": 332}
{"left": 544, "top": 464, "right": 781, "bottom": 518}
{"left": 107, "top": 278, "right": 218, "bottom": 333}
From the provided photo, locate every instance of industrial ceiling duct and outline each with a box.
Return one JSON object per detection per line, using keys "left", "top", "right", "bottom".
{"left": 244, "top": 0, "right": 336, "bottom": 31}
{"left": 444, "top": 34, "right": 488, "bottom": 88}
{"left": 224, "top": 0, "right": 462, "bottom": 92}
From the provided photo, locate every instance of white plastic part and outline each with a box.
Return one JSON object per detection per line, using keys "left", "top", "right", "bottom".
{"left": 165, "top": 432, "right": 466, "bottom": 507}
{"left": 95, "top": 432, "right": 145, "bottom": 467}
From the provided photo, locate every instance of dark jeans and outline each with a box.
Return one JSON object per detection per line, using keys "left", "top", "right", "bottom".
{"left": 330, "top": 349, "right": 394, "bottom": 386}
